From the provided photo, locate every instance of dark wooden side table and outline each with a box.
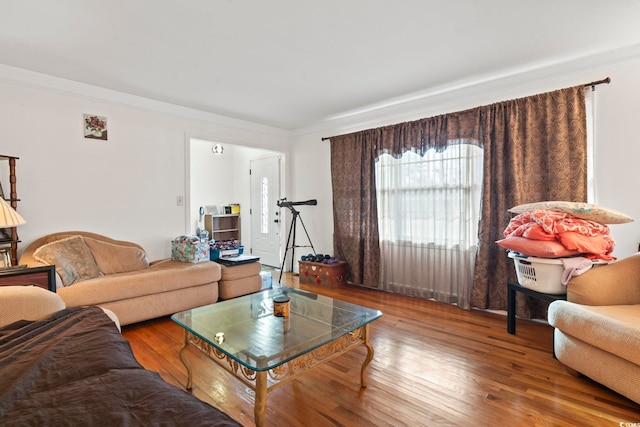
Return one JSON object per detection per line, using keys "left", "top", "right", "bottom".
{"left": 0, "top": 265, "right": 57, "bottom": 292}
{"left": 507, "top": 281, "right": 566, "bottom": 334}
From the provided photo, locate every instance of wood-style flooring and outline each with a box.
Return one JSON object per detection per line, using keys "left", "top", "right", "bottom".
{"left": 122, "top": 273, "right": 640, "bottom": 426}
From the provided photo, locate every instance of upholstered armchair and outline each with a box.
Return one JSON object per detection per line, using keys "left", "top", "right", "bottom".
{"left": 548, "top": 254, "right": 640, "bottom": 404}
{"left": 0, "top": 285, "right": 120, "bottom": 331}
{"left": 0, "top": 285, "right": 65, "bottom": 328}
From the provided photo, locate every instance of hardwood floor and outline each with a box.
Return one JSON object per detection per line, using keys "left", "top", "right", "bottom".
{"left": 122, "top": 273, "right": 640, "bottom": 426}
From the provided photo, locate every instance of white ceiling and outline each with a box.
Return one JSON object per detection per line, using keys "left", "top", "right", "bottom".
{"left": 2, "top": 1, "right": 640, "bottom": 130}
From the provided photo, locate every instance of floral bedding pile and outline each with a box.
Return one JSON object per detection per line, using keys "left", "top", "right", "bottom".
{"left": 499, "top": 208, "right": 615, "bottom": 260}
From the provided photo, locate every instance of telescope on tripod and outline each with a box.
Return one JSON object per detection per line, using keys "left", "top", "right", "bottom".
{"left": 276, "top": 199, "right": 317, "bottom": 208}
{"left": 277, "top": 198, "right": 317, "bottom": 283}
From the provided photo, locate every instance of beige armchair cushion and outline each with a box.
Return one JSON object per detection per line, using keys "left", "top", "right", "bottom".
{"left": 568, "top": 253, "right": 640, "bottom": 305}
{"left": 0, "top": 286, "right": 65, "bottom": 327}
{"left": 549, "top": 301, "right": 640, "bottom": 366}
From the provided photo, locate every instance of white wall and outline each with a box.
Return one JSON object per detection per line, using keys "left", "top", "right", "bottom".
{"left": 189, "top": 138, "right": 237, "bottom": 233}
{"left": 4, "top": 49, "right": 640, "bottom": 266}
{"left": 290, "top": 53, "right": 640, "bottom": 261}
{"left": 592, "top": 61, "right": 640, "bottom": 257}
{"left": 0, "top": 73, "right": 289, "bottom": 261}
{"left": 287, "top": 134, "right": 334, "bottom": 259}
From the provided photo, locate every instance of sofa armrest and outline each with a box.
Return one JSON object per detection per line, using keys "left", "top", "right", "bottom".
{"left": 0, "top": 286, "right": 66, "bottom": 327}
{"left": 568, "top": 253, "right": 640, "bottom": 305}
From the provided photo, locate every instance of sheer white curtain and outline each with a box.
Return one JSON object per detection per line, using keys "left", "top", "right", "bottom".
{"left": 375, "top": 142, "right": 484, "bottom": 308}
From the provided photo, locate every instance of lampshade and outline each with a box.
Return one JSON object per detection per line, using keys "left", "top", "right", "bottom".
{"left": 0, "top": 198, "right": 26, "bottom": 227}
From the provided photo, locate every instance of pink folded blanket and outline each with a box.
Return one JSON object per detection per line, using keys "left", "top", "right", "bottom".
{"left": 561, "top": 256, "right": 593, "bottom": 285}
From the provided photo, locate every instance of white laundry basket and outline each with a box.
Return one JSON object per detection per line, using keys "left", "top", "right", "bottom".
{"left": 508, "top": 252, "right": 568, "bottom": 294}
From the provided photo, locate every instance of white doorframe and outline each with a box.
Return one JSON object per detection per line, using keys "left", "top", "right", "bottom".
{"left": 184, "top": 134, "right": 286, "bottom": 265}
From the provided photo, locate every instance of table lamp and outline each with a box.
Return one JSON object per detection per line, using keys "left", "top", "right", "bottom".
{"left": 0, "top": 197, "right": 26, "bottom": 268}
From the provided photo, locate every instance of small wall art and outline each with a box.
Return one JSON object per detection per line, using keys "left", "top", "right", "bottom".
{"left": 83, "top": 114, "right": 108, "bottom": 140}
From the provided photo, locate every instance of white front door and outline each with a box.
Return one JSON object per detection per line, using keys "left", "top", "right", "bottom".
{"left": 250, "top": 156, "right": 281, "bottom": 267}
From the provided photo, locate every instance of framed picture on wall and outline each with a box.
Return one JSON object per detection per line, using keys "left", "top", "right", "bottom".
{"left": 83, "top": 114, "right": 108, "bottom": 140}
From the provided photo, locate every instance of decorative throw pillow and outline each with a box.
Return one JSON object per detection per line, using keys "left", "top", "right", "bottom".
{"left": 44, "top": 234, "right": 75, "bottom": 244}
{"left": 496, "top": 237, "right": 580, "bottom": 258}
{"left": 83, "top": 237, "right": 149, "bottom": 275}
{"left": 33, "top": 235, "right": 101, "bottom": 286}
{"left": 508, "top": 201, "right": 633, "bottom": 224}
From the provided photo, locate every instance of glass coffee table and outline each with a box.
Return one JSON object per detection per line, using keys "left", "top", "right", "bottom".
{"left": 172, "top": 287, "right": 382, "bottom": 427}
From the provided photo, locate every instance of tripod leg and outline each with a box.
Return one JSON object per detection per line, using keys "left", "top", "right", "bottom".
{"left": 296, "top": 215, "right": 316, "bottom": 255}
{"left": 290, "top": 212, "right": 298, "bottom": 273}
{"left": 278, "top": 214, "right": 297, "bottom": 284}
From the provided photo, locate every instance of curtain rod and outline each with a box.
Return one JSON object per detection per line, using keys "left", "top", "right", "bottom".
{"left": 321, "top": 77, "right": 612, "bottom": 141}
{"left": 585, "top": 77, "right": 611, "bottom": 87}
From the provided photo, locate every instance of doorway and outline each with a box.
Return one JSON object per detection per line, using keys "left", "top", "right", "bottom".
{"left": 250, "top": 156, "right": 281, "bottom": 267}
{"left": 187, "top": 138, "right": 284, "bottom": 267}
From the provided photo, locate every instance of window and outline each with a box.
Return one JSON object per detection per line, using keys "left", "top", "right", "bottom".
{"left": 261, "top": 177, "right": 269, "bottom": 234}
{"left": 375, "top": 142, "right": 484, "bottom": 307}
{"left": 375, "top": 142, "right": 484, "bottom": 248}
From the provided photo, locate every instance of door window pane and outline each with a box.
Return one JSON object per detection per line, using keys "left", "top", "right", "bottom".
{"left": 261, "top": 177, "right": 269, "bottom": 234}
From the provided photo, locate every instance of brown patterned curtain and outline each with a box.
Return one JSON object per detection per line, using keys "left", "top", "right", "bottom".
{"left": 329, "top": 85, "right": 587, "bottom": 316}
{"left": 471, "top": 86, "right": 587, "bottom": 318}
{"left": 330, "top": 130, "right": 381, "bottom": 287}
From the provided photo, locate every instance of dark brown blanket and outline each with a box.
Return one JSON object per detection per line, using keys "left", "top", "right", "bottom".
{"left": 0, "top": 306, "right": 240, "bottom": 426}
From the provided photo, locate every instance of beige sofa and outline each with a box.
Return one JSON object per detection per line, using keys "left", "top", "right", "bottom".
{"left": 19, "top": 231, "right": 222, "bottom": 326}
{"left": 548, "top": 253, "right": 640, "bottom": 404}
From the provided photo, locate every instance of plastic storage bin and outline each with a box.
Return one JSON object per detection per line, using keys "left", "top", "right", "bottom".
{"left": 259, "top": 270, "right": 273, "bottom": 289}
{"left": 209, "top": 246, "right": 244, "bottom": 260}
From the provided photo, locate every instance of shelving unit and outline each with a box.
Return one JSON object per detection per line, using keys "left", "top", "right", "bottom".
{"left": 204, "top": 214, "right": 241, "bottom": 242}
{"left": 0, "top": 155, "right": 20, "bottom": 266}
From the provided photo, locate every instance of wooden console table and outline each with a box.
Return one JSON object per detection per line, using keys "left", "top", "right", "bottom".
{"left": 0, "top": 265, "right": 57, "bottom": 292}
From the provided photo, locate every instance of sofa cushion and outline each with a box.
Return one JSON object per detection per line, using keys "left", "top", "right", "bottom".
{"left": 217, "top": 261, "right": 261, "bottom": 281}
{"left": 548, "top": 300, "right": 640, "bottom": 366}
{"left": 83, "top": 237, "right": 149, "bottom": 274}
{"left": 57, "top": 260, "right": 221, "bottom": 307}
{"left": 218, "top": 275, "right": 262, "bottom": 300}
{"left": 33, "top": 236, "right": 101, "bottom": 286}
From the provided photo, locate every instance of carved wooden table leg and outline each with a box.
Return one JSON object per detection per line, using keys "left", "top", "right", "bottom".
{"left": 254, "top": 370, "right": 268, "bottom": 427}
{"left": 179, "top": 331, "right": 193, "bottom": 390}
{"left": 360, "top": 323, "right": 374, "bottom": 388}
